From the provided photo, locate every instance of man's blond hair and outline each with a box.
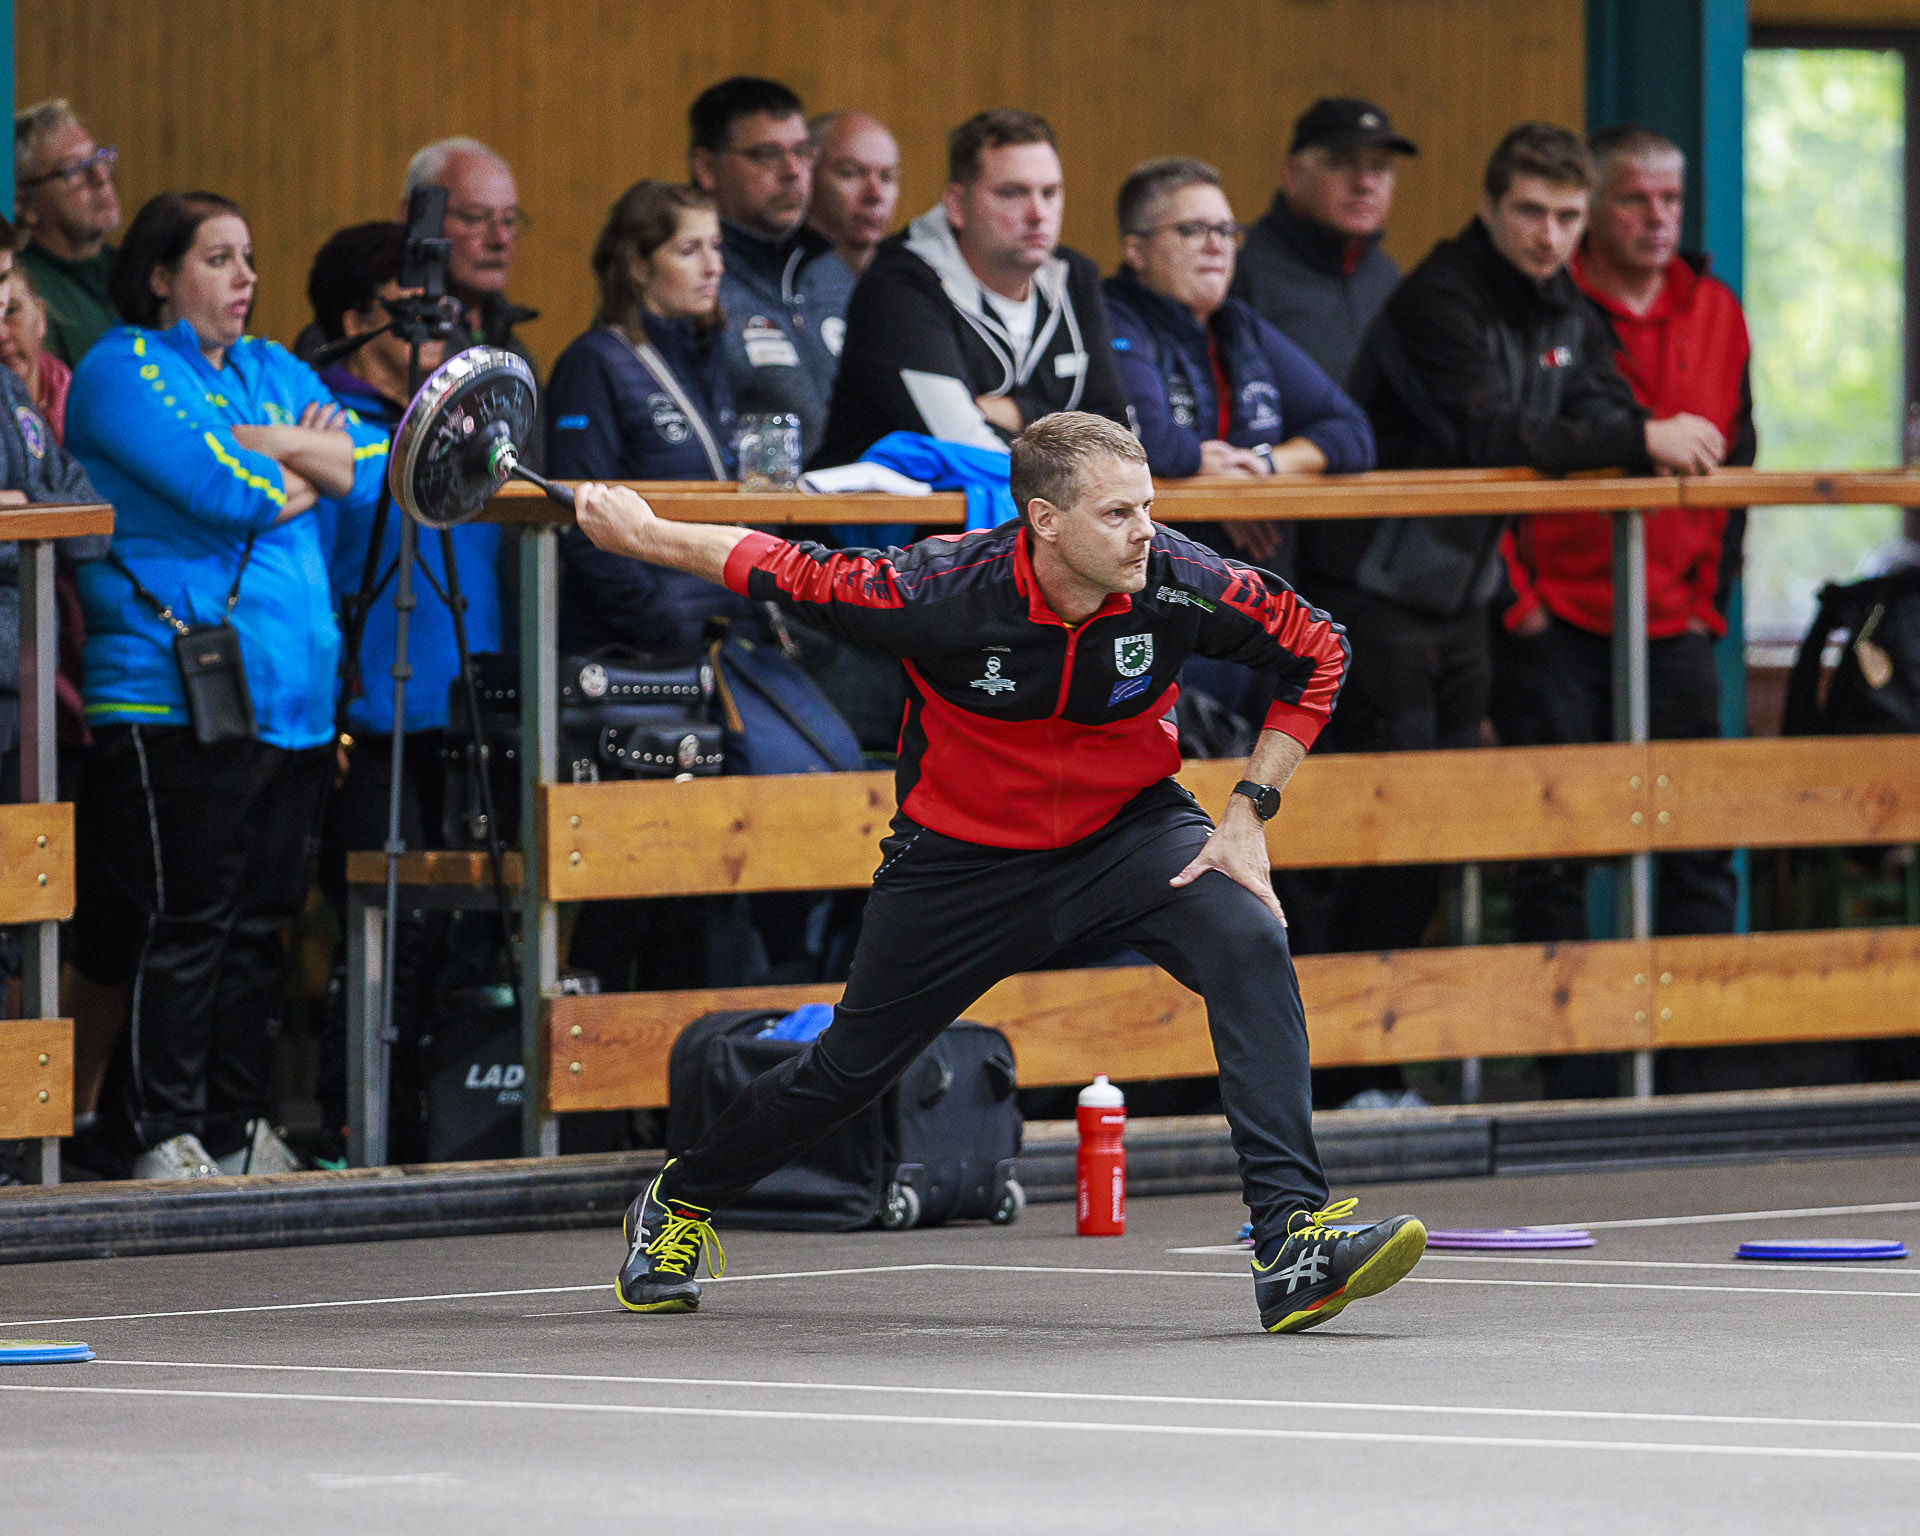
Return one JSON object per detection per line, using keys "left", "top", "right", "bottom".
{"left": 1010, "top": 412, "right": 1147, "bottom": 522}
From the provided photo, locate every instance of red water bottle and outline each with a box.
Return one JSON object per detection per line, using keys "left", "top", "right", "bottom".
{"left": 1076, "top": 1075, "right": 1126, "bottom": 1236}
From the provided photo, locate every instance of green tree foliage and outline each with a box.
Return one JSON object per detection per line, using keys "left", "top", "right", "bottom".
{"left": 1744, "top": 48, "right": 1904, "bottom": 639}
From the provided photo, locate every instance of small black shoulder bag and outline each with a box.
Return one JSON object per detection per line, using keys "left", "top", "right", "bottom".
{"left": 108, "top": 536, "right": 259, "bottom": 744}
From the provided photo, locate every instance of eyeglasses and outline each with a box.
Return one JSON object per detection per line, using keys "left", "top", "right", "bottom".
{"left": 20, "top": 145, "right": 119, "bottom": 191}
{"left": 445, "top": 205, "right": 530, "bottom": 236}
{"left": 1133, "top": 220, "right": 1248, "bottom": 250}
{"left": 727, "top": 141, "right": 821, "bottom": 171}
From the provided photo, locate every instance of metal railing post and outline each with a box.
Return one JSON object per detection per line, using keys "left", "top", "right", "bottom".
{"left": 18, "top": 539, "right": 60, "bottom": 1183}
{"left": 1459, "top": 863, "right": 1483, "bottom": 1104}
{"left": 520, "top": 523, "right": 561, "bottom": 1157}
{"left": 1611, "top": 507, "right": 1654, "bottom": 1099}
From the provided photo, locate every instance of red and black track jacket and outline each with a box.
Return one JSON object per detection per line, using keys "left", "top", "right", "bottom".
{"left": 722, "top": 522, "right": 1349, "bottom": 849}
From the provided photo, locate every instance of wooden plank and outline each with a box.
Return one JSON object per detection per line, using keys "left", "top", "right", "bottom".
{"left": 543, "top": 774, "right": 898, "bottom": 900}
{"left": 1151, "top": 477, "right": 1681, "bottom": 521}
{"left": 0, "top": 802, "right": 74, "bottom": 923}
{"left": 0, "top": 1019, "right": 74, "bottom": 1140}
{"left": 1654, "top": 928, "right": 1920, "bottom": 1048}
{"left": 1182, "top": 745, "right": 1652, "bottom": 866}
{"left": 1650, "top": 737, "right": 1920, "bottom": 851}
{"left": 1676, "top": 468, "right": 1920, "bottom": 508}
{"left": 546, "top": 984, "right": 840, "bottom": 1112}
{"left": 542, "top": 939, "right": 1654, "bottom": 1111}
{"left": 343, "top": 849, "right": 524, "bottom": 889}
{"left": 485, "top": 482, "right": 967, "bottom": 527}
{"left": 0, "top": 504, "right": 114, "bottom": 540}
{"left": 543, "top": 745, "right": 1655, "bottom": 900}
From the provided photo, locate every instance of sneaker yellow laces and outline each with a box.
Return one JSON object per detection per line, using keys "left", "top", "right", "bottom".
{"left": 1285, "top": 1197, "right": 1360, "bottom": 1242}
{"left": 646, "top": 1209, "right": 727, "bottom": 1280}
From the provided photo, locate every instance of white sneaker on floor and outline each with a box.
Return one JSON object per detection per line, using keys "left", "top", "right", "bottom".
{"left": 131, "top": 1133, "right": 221, "bottom": 1180}
{"left": 214, "top": 1119, "right": 304, "bottom": 1176}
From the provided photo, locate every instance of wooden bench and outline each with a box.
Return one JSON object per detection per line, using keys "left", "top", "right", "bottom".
{"left": 518, "top": 734, "right": 1920, "bottom": 1114}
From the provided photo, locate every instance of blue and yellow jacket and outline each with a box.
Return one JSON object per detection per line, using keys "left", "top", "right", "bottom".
{"left": 67, "top": 320, "right": 389, "bottom": 749}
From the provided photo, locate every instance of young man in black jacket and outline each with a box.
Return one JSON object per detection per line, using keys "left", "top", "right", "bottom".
{"left": 813, "top": 110, "right": 1130, "bottom": 467}
{"left": 1302, "top": 121, "right": 1723, "bottom": 957}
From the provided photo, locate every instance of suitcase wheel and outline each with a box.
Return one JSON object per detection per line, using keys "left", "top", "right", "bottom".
{"left": 990, "top": 1177, "right": 1025, "bottom": 1226}
{"left": 880, "top": 1180, "right": 922, "bottom": 1231}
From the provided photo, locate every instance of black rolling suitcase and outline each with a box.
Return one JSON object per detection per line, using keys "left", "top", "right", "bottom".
{"left": 666, "top": 1009, "right": 1024, "bottom": 1231}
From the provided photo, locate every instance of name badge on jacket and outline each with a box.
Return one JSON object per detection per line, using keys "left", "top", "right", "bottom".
{"left": 742, "top": 317, "right": 800, "bottom": 369}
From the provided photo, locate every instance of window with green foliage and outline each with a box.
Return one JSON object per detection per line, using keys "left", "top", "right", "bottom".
{"left": 1744, "top": 47, "right": 1905, "bottom": 641}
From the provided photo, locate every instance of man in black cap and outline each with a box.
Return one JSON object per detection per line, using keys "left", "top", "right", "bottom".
{"left": 1232, "top": 97, "right": 1416, "bottom": 387}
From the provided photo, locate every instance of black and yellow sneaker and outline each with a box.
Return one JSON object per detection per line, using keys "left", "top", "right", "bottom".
{"left": 616, "top": 1166, "right": 726, "bottom": 1314}
{"left": 1252, "top": 1198, "right": 1427, "bottom": 1334}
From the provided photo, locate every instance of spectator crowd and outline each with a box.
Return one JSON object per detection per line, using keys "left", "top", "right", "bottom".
{"left": 0, "top": 79, "right": 1758, "bottom": 1179}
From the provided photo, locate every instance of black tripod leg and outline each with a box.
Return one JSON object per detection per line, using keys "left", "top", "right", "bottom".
{"left": 374, "top": 515, "right": 418, "bottom": 1167}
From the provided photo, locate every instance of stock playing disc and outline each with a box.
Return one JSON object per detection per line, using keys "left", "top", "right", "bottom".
{"left": 0, "top": 1340, "right": 95, "bottom": 1364}
{"left": 1736, "top": 1239, "right": 1909, "bottom": 1262}
{"left": 1427, "top": 1227, "right": 1595, "bottom": 1250}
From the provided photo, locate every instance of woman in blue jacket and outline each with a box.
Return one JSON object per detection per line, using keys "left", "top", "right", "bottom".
{"left": 1103, "top": 156, "right": 1374, "bottom": 573}
{"left": 66, "top": 192, "right": 388, "bottom": 1179}
{"left": 547, "top": 180, "right": 764, "bottom": 655}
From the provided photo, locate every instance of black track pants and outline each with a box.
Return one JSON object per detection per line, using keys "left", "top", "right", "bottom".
{"left": 75, "top": 725, "right": 328, "bottom": 1160}
{"left": 664, "top": 781, "right": 1329, "bottom": 1250}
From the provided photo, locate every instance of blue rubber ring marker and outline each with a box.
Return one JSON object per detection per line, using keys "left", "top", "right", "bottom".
{"left": 1736, "top": 1239, "right": 1910, "bottom": 1262}
{"left": 0, "top": 1340, "right": 95, "bottom": 1364}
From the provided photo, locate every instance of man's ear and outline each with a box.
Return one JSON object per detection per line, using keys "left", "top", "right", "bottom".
{"left": 688, "top": 148, "right": 718, "bottom": 195}
{"left": 942, "top": 182, "right": 968, "bottom": 235}
{"left": 1026, "top": 497, "right": 1059, "bottom": 543}
{"left": 1479, "top": 192, "right": 1499, "bottom": 228}
{"left": 1120, "top": 234, "right": 1148, "bottom": 275}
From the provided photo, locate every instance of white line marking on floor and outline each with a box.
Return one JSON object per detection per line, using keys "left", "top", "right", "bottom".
{"left": 518, "top": 1309, "right": 608, "bottom": 1319}
{"left": 9, "top": 1258, "right": 1917, "bottom": 1333}
{"left": 4, "top": 1381, "right": 1918, "bottom": 1463}
{"left": 1169, "top": 1246, "right": 1920, "bottom": 1277}
{"left": 1555, "top": 1199, "right": 1920, "bottom": 1231}
{"left": 88, "top": 1359, "right": 1920, "bottom": 1436}
{"left": 0, "top": 1264, "right": 940, "bottom": 1330}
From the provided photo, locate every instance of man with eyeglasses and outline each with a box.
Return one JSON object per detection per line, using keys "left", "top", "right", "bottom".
{"left": 1232, "top": 98, "right": 1415, "bottom": 389}
{"left": 688, "top": 77, "right": 856, "bottom": 462}
{"left": 12, "top": 99, "right": 123, "bottom": 367}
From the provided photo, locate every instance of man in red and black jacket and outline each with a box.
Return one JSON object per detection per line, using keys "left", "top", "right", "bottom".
{"left": 576, "top": 412, "right": 1429, "bottom": 1335}
{"left": 1492, "top": 124, "right": 1752, "bottom": 951}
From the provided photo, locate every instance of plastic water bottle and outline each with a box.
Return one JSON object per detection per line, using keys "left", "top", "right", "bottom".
{"left": 1076, "top": 1075, "right": 1126, "bottom": 1236}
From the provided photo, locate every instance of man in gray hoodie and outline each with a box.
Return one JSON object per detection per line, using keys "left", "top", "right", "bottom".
{"left": 814, "top": 109, "right": 1128, "bottom": 467}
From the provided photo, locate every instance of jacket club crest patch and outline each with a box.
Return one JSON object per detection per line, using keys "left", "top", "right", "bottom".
{"left": 1114, "top": 634, "right": 1153, "bottom": 677}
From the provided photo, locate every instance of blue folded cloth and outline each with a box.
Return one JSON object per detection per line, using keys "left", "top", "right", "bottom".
{"left": 758, "top": 1002, "right": 837, "bottom": 1041}
{"left": 832, "top": 430, "right": 1016, "bottom": 546}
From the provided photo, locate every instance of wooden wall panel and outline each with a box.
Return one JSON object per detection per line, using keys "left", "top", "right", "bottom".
{"left": 16, "top": 0, "right": 1583, "bottom": 358}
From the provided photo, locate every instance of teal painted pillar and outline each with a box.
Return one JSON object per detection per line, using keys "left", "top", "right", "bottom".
{"left": 1586, "top": 0, "right": 1751, "bottom": 931}
{"left": 0, "top": 1, "right": 13, "bottom": 216}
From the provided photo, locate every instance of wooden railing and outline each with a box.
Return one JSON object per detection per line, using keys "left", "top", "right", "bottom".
{"left": 1, "top": 503, "right": 113, "bottom": 1174}
{"left": 336, "top": 467, "right": 1920, "bottom": 1161}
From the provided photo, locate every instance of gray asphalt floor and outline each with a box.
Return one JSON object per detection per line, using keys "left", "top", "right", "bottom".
{"left": 3, "top": 1151, "right": 1919, "bottom": 1534}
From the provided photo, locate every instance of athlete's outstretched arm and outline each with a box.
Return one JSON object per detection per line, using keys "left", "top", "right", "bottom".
{"left": 1169, "top": 728, "right": 1308, "bottom": 924}
{"left": 573, "top": 482, "right": 747, "bottom": 585}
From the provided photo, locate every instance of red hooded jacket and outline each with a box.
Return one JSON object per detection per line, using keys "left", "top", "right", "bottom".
{"left": 1500, "top": 251, "right": 1754, "bottom": 637}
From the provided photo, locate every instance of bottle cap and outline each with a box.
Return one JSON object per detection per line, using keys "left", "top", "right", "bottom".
{"left": 1078, "top": 1074, "right": 1125, "bottom": 1107}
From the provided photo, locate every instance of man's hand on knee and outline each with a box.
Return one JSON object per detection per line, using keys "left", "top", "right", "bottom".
{"left": 1170, "top": 807, "right": 1286, "bottom": 926}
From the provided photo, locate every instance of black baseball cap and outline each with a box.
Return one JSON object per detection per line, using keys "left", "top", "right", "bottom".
{"left": 1289, "top": 97, "right": 1419, "bottom": 157}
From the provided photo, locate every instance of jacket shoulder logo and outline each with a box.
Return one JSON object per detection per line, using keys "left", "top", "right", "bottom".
{"left": 1155, "top": 585, "right": 1215, "bottom": 612}
{"left": 969, "top": 655, "right": 1016, "bottom": 694}
{"left": 647, "top": 392, "right": 691, "bottom": 445}
{"left": 13, "top": 405, "right": 46, "bottom": 460}
{"left": 1114, "top": 634, "right": 1154, "bottom": 677}
{"left": 1539, "top": 345, "right": 1575, "bottom": 369}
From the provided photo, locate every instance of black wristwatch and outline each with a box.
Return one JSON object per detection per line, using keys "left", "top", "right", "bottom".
{"left": 1231, "top": 779, "right": 1282, "bottom": 821}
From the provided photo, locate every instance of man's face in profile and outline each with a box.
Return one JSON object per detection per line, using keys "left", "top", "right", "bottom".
{"left": 1031, "top": 454, "right": 1156, "bottom": 598}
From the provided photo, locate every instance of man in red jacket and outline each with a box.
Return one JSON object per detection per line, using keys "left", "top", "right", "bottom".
{"left": 1493, "top": 124, "right": 1752, "bottom": 953}
{"left": 576, "top": 412, "right": 1429, "bottom": 1335}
